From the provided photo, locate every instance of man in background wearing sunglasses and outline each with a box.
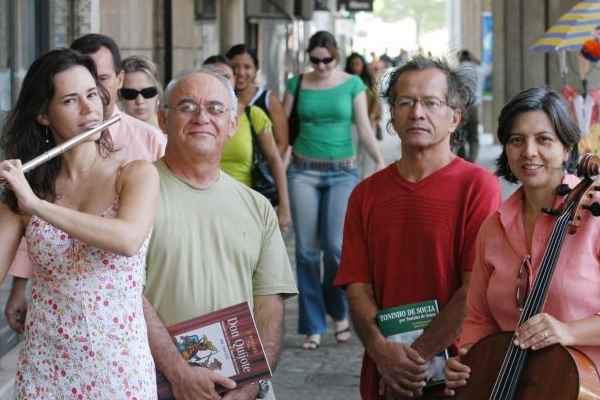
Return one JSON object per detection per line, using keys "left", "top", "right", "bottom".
{"left": 4, "top": 34, "right": 167, "bottom": 341}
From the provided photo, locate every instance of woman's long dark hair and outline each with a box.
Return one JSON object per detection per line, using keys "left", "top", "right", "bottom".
{"left": 1, "top": 48, "right": 111, "bottom": 212}
{"left": 345, "top": 52, "right": 374, "bottom": 89}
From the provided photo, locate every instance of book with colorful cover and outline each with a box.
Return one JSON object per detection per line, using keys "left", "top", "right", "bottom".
{"left": 156, "top": 301, "right": 272, "bottom": 399}
{"left": 375, "top": 300, "right": 448, "bottom": 388}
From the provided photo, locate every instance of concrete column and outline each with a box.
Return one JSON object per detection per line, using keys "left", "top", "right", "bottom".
{"left": 218, "top": 0, "right": 245, "bottom": 53}
{"left": 90, "top": 0, "right": 100, "bottom": 32}
{"left": 491, "top": 0, "right": 583, "bottom": 134}
{"left": 492, "top": 0, "right": 550, "bottom": 131}
{"left": 547, "top": 0, "right": 583, "bottom": 90}
{"left": 49, "top": 0, "right": 70, "bottom": 47}
{"left": 460, "top": 0, "right": 483, "bottom": 58}
{"left": 448, "top": 0, "right": 462, "bottom": 53}
{"left": 171, "top": 0, "right": 199, "bottom": 75}
{"left": 9, "top": 0, "right": 36, "bottom": 96}
{"left": 93, "top": 0, "right": 203, "bottom": 85}
{"left": 522, "top": 1, "right": 547, "bottom": 89}
{"left": 491, "top": 0, "right": 506, "bottom": 134}
{"left": 73, "top": 0, "right": 96, "bottom": 40}
{"left": 99, "top": 0, "right": 155, "bottom": 59}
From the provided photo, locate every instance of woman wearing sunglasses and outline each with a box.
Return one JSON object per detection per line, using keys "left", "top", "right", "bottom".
{"left": 444, "top": 87, "right": 600, "bottom": 396}
{"left": 120, "top": 55, "right": 162, "bottom": 129}
{"left": 283, "top": 30, "right": 385, "bottom": 350}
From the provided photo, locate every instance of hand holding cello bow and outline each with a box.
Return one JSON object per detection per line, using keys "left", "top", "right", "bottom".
{"left": 444, "top": 87, "right": 600, "bottom": 400}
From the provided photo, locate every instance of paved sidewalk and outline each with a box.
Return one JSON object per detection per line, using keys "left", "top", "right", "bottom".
{"left": 271, "top": 230, "right": 363, "bottom": 400}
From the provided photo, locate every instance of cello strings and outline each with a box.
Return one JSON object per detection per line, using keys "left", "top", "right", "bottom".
{"left": 498, "top": 209, "right": 571, "bottom": 400}
{"left": 520, "top": 202, "right": 573, "bottom": 322}
{"left": 523, "top": 203, "right": 574, "bottom": 322}
{"left": 489, "top": 205, "right": 573, "bottom": 400}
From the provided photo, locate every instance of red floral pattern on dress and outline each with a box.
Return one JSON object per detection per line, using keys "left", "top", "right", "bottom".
{"left": 17, "top": 201, "right": 156, "bottom": 399}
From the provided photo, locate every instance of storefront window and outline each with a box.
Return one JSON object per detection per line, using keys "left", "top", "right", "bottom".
{"left": 0, "top": 0, "right": 11, "bottom": 114}
{"left": 0, "top": 0, "right": 45, "bottom": 360}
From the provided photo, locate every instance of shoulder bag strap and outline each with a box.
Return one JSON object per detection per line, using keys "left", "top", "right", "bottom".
{"left": 245, "top": 106, "right": 256, "bottom": 138}
{"left": 290, "top": 74, "right": 303, "bottom": 118}
{"left": 246, "top": 106, "right": 260, "bottom": 168}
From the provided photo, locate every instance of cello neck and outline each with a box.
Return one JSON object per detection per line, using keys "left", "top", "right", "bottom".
{"left": 518, "top": 201, "right": 575, "bottom": 324}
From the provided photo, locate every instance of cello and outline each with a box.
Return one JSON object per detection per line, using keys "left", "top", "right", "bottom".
{"left": 453, "top": 154, "right": 600, "bottom": 400}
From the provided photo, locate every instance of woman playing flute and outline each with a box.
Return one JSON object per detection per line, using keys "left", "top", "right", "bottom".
{"left": 0, "top": 48, "right": 159, "bottom": 399}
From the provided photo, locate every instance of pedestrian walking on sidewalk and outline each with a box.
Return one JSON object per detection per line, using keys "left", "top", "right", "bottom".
{"left": 283, "top": 30, "right": 385, "bottom": 350}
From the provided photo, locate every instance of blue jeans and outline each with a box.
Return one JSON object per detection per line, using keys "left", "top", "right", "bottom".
{"left": 288, "top": 162, "right": 359, "bottom": 335}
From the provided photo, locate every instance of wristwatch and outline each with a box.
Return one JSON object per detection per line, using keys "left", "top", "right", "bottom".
{"left": 257, "top": 380, "right": 270, "bottom": 399}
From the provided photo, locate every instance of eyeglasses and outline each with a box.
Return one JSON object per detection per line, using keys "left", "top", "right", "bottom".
{"left": 119, "top": 87, "right": 158, "bottom": 100}
{"left": 309, "top": 56, "right": 335, "bottom": 65}
{"left": 515, "top": 256, "right": 531, "bottom": 310}
{"left": 167, "top": 100, "right": 229, "bottom": 117}
{"left": 394, "top": 96, "right": 449, "bottom": 113}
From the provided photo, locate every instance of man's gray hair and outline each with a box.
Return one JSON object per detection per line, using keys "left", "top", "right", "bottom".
{"left": 161, "top": 68, "right": 238, "bottom": 120}
{"left": 381, "top": 55, "right": 477, "bottom": 114}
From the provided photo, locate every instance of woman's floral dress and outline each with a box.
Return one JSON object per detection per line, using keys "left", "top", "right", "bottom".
{"left": 15, "top": 202, "right": 157, "bottom": 400}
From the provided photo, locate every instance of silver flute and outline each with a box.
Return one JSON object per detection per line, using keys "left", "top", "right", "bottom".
{"left": 18, "top": 114, "right": 121, "bottom": 173}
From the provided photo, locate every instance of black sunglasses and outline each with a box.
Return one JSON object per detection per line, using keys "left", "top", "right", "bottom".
{"left": 119, "top": 87, "right": 158, "bottom": 100}
{"left": 309, "top": 56, "right": 335, "bottom": 65}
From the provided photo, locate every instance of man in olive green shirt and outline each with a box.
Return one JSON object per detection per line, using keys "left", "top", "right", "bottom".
{"left": 142, "top": 69, "right": 297, "bottom": 400}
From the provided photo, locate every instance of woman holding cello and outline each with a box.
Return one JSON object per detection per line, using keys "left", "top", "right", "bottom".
{"left": 445, "top": 87, "right": 600, "bottom": 398}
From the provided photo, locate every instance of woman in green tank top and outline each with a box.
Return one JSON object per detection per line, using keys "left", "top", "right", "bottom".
{"left": 283, "top": 31, "right": 385, "bottom": 350}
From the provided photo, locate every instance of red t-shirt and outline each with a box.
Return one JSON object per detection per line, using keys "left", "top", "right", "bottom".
{"left": 334, "top": 158, "right": 501, "bottom": 400}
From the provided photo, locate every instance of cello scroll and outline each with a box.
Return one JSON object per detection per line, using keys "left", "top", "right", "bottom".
{"left": 570, "top": 153, "right": 600, "bottom": 233}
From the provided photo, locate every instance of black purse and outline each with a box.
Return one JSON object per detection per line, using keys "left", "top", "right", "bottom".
{"left": 288, "top": 74, "right": 303, "bottom": 146}
{"left": 246, "top": 106, "right": 278, "bottom": 206}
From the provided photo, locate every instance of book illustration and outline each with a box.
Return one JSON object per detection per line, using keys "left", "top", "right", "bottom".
{"left": 376, "top": 300, "right": 448, "bottom": 387}
{"left": 157, "top": 302, "right": 271, "bottom": 400}
{"left": 174, "top": 323, "right": 234, "bottom": 376}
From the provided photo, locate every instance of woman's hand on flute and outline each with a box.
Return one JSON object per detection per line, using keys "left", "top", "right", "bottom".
{"left": 0, "top": 159, "right": 42, "bottom": 215}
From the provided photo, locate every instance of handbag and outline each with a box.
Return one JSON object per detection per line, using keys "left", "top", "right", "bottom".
{"left": 246, "top": 106, "right": 278, "bottom": 206}
{"left": 288, "top": 74, "right": 303, "bottom": 146}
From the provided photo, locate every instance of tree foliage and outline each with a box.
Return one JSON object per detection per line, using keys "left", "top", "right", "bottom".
{"left": 373, "top": 0, "right": 447, "bottom": 34}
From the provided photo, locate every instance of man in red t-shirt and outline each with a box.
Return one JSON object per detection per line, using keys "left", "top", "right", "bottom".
{"left": 335, "top": 56, "right": 500, "bottom": 400}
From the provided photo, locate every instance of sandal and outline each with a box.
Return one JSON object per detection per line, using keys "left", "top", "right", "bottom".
{"left": 302, "top": 335, "right": 321, "bottom": 350}
{"left": 302, "top": 339, "right": 320, "bottom": 350}
{"left": 334, "top": 326, "right": 352, "bottom": 344}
